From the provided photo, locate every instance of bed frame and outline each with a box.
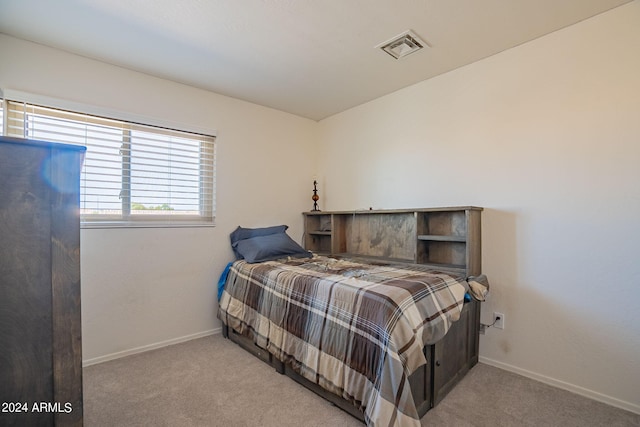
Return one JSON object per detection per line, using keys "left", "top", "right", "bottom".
{"left": 222, "top": 207, "right": 483, "bottom": 421}
{"left": 222, "top": 299, "right": 479, "bottom": 420}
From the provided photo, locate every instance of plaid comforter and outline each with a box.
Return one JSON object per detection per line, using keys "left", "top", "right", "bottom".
{"left": 217, "top": 255, "right": 467, "bottom": 427}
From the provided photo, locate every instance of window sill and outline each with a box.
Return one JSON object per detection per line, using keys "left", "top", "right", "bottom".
{"left": 81, "top": 221, "right": 216, "bottom": 229}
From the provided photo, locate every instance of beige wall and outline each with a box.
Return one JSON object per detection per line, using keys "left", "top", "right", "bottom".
{"left": 317, "top": 2, "right": 640, "bottom": 413}
{"left": 0, "top": 34, "right": 317, "bottom": 363}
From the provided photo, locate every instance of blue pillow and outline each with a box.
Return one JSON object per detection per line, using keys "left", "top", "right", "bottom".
{"left": 230, "top": 225, "right": 288, "bottom": 259}
{"left": 232, "top": 232, "right": 311, "bottom": 263}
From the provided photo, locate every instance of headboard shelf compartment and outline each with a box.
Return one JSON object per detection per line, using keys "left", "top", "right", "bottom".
{"left": 304, "top": 206, "right": 482, "bottom": 276}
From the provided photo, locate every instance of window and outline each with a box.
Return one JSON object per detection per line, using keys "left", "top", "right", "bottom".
{"left": 4, "top": 100, "right": 216, "bottom": 227}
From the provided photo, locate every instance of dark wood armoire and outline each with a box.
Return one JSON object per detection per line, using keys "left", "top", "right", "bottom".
{"left": 0, "top": 136, "right": 85, "bottom": 426}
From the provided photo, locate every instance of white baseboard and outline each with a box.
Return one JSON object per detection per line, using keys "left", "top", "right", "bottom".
{"left": 479, "top": 356, "right": 640, "bottom": 415}
{"left": 82, "top": 328, "right": 222, "bottom": 367}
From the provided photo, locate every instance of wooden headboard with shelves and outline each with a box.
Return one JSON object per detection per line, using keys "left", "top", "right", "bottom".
{"left": 303, "top": 206, "right": 482, "bottom": 277}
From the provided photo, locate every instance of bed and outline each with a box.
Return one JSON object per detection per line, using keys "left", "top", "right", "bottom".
{"left": 217, "top": 207, "right": 485, "bottom": 426}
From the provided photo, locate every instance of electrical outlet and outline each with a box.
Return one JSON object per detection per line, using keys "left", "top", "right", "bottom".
{"left": 493, "top": 312, "right": 505, "bottom": 329}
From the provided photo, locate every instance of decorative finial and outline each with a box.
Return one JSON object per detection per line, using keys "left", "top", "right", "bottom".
{"left": 311, "top": 180, "right": 320, "bottom": 211}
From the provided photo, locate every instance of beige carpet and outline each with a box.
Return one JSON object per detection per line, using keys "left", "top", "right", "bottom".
{"left": 83, "top": 334, "right": 639, "bottom": 426}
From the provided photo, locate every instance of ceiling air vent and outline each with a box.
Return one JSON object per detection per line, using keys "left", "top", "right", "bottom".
{"left": 376, "top": 30, "right": 427, "bottom": 60}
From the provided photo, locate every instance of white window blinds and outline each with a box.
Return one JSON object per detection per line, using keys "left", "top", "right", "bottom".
{"left": 5, "top": 101, "right": 216, "bottom": 226}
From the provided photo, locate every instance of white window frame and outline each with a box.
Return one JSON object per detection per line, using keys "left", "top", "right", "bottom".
{"left": 0, "top": 99, "right": 4, "bottom": 135}
{"left": 1, "top": 90, "right": 217, "bottom": 228}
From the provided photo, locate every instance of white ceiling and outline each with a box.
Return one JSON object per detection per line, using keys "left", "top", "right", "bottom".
{"left": 0, "top": 0, "right": 632, "bottom": 120}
